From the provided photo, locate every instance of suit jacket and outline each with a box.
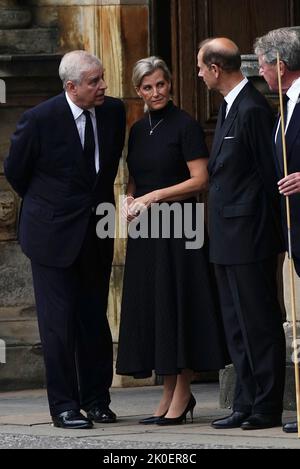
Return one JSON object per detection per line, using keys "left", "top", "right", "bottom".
{"left": 4, "top": 93, "right": 126, "bottom": 268}
{"left": 208, "top": 81, "right": 283, "bottom": 265}
{"left": 273, "top": 99, "right": 300, "bottom": 275}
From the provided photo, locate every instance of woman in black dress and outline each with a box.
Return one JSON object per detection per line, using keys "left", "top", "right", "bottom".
{"left": 116, "top": 57, "right": 226, "bottom": 425}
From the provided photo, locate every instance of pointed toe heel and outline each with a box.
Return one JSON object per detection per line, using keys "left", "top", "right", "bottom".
{"left": 139, "top": 412, "right": 167, "bottom": 425}
{"left": 156, "top": 394, "right": 196, "bottom": 426}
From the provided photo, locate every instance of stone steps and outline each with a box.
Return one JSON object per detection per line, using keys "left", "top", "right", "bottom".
{"left": 0, "top": 306, "right": 44, "bottom": 391}
{"left": 0, "top": 306, "right": 40, "bottom": 346}
{"left": 0, "top": 28, "right": 58, "bottom": 54}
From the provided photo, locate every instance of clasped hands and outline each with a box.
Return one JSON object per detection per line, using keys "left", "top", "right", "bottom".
{"left": 122, "top": 192, "right": 159, "bottom": 222}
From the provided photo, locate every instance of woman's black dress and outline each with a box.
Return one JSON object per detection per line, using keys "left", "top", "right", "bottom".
{"left": 116, "top": 101, "right": 227, "bottom": 378}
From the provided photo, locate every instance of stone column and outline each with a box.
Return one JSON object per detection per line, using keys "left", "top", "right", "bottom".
{"left": 1, "top": 0, "right": 152, "bottom": 389}
{"left": 281, "top": 257, "right": 300, "bottom": 409}
{"left": 0, "top": 0, "right": 61, "bottom": 390}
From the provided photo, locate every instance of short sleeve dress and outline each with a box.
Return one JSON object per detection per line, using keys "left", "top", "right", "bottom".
{"left": 116, "top": 101, "right": 227, "bottom": 378}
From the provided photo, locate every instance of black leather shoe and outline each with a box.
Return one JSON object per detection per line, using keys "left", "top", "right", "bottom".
{"left": 52, "top": 410, "right": 93, "bottom": 429}
{"left": 211, "top": 411, "right": 250, "bottom": 429}
{"left": 283, "top": 422, "right": 298, "bottom": 433}
{"left": 241, "top": 413, "right": 282, "bottom": 430}
{"left": 87, "top": 407, "right": 117, "bottom": 423}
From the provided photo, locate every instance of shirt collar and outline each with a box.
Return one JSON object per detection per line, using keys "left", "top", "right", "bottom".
{"left": 65, "top": 92, "right": 96, "bottom": 119}
{"left": 286, "top": 77, "right": 300, "bottom": 104}
{"left": 224, "top": 77, "right": 248, "bottom": 107}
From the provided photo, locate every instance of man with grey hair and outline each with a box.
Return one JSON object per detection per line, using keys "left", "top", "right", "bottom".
{"left": 4, "top": 50, "right": 126, "bottom": 429}
{"left": 255, "top": 27, "right": 300, "bottom": 434}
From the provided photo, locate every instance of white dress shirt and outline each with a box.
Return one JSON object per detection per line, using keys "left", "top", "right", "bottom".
{"left": 275, "top": 77, "right": 300, "bottom": 141}
{"left": 65, "top": 92, "right": 100, "bottom": 173}
{"left": 285, "top": 76, "right": 300, "bottom": 130}
{"left": 224, "top": 77, "right": 249, "bottom": 117}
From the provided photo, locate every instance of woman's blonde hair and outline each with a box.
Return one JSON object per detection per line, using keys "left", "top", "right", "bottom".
{"left": 132, "top": 56, "right": 172, "bottom": 88}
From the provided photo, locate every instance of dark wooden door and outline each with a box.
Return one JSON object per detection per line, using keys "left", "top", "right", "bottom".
{"left": 167, "top": 0, "right": 295, "bottom": 319}
{"left": 170, "top": 0, "right": 300, "bottom": 147}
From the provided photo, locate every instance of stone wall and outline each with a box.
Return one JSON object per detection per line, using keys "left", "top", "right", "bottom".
{"left": 0, "top": 0, "right": 155, "bottom": 389}
{"left": 25, "top": 0, "right": 151, "bottom": 348}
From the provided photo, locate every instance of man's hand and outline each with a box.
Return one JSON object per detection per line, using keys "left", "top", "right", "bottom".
{"left": 278, "top": 173, "right": 300, "bottom": 196}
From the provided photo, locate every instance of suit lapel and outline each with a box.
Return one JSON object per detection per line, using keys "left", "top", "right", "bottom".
{"left": 94, "top": 104, "right": 108, "bottom": 188}
{"left": 286, "top": 101, "right": 300, "bottom": 156}
{"left": 56, "top": 93, "right": 83, "bottom": 150}
{"left": 208, "top": 105, "right": 224, "bottom": 171}
{"left": 55, "top": 93, "right": 92, "bottom": 187}
{"left": 274, "top": 100, "right": 300, "bottom": 177}
{"left": 211, "top": 108, "right": 237, "bottom": 157}
{"left": 209, "top": 83, "right": 251, "bottom": 173}
{"left": 272, "top": 120, "right": 283, "bottom": 176}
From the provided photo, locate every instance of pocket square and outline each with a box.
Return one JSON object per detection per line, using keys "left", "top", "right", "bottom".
{"left": 224, "top": 136, "right": 235, "bottom": 140}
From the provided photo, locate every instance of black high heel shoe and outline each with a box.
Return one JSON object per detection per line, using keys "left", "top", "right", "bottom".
{"left": 156, "top": 394, "right": 196, "bottom": 426}
{"left": 139, "top": 411, "right": 168, "bottom": 425}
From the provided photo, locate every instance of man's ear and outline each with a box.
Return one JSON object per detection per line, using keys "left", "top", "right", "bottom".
{"left": 66, "top": 81, "right": 77, "bottom": 96}
{"left": 279, "top": 60, "right": 286, "bottom": 77}
{"left": 211, "top": 64, "right": 220, "bottom": 78}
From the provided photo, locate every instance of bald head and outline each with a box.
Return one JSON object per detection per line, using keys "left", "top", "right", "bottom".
{"left": 199, "top": 37, "right": 241, "bottom": 72}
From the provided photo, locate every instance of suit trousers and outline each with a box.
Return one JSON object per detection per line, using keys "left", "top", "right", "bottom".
{"left": 214, "top": 257, "right": 286, "bottom": 415}
{"left": 31, "top": 216, "right": 114, "bottom": 416}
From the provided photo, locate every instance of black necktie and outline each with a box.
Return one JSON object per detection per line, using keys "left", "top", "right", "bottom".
{"left": 220, "top": 99, "right": 227, "bottom": 126}
{"left": 275, "top": 95, "right": 289, "bottom": 162}
{"left": 83, "top": 110, "right": 96, "bottom": 182}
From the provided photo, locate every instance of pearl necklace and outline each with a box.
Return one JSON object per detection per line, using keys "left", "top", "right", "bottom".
{"left": 148, "top": 112, "right": 164, "bottom": 135}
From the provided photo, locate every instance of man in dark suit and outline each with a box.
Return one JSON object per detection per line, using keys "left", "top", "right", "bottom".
{"left": 197, "top": 38, "right": 286, "bottom": 430}
{"left": 255, "top": 27, "right": 300, "bottom": 434}
{"left": 4, "top": 50, "right": 126, "bottom": 429}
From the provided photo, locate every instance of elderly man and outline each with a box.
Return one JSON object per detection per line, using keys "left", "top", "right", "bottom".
{"left": 255, "top": 27, "right": 300, "bottom": 434}
{"left": 4, "top": 51, "right": 126, "bottom": 429}
{"left": 197, "top": 38, "right": 286, "bottom": 430}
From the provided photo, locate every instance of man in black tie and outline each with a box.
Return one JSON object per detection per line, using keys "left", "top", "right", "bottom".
{"left": 4, "top": 51, "right": 126, "bottom": 428}
{"left": 255, "top": 27, "right": 300, "bottom": 434}
{"left": 197, "top": 38, "right": 286, "bottom": 430}
{"left": 83, "top": 109, "right": 97, "bottom": 181}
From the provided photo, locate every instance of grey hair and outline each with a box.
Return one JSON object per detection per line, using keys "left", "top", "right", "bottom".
{"left": 59, "top": 50, "right": 102, "bottom": 89}
{"left": 132, "top": 56, "right": 172, "bottom": 88}
{"left": 254, "top": 27, "right": 300, "bottom": 71}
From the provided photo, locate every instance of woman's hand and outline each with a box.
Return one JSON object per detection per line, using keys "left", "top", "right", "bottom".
{"left": 122, "top": 195, "right": 135, "bottom": 222}
{"left": 122, "top": 193, "right": 158, "bottom": 223}
{"left": 128, "top": 192, "right": 159, "bottom": 220}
